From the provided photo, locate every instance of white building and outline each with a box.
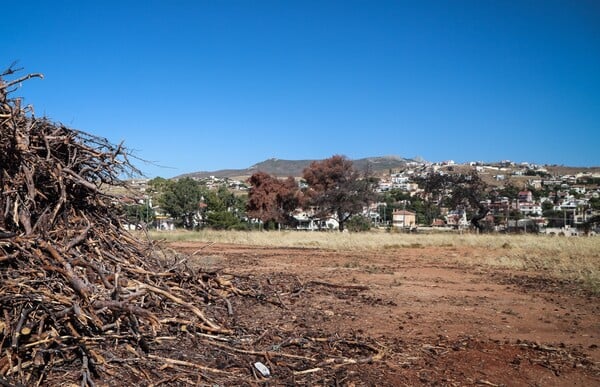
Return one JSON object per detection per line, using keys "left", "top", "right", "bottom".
{"left": 392, "top": 209, "right": 416, "bottom": 229}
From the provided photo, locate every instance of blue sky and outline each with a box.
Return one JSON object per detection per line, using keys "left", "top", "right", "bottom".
{"left": 3, "top": 1, "right": 599, "bottom": 177}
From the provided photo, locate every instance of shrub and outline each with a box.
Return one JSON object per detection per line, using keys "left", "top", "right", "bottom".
{"left": 346, "top": 215, "right": 372, "bottom": 232}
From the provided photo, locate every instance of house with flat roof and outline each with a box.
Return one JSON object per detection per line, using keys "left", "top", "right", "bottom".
{"left": 392, "top": 209, "right": 416, "bottom": 229}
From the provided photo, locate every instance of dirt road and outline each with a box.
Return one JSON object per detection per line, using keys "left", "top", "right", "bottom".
{"left": 171, "top": 242, "right": 600, "bottom": 386}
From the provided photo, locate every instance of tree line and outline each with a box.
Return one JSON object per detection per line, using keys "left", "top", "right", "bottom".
{"left": 124, "top": 155, "right": 377, "bottom": 232}
{"left": 247, "top": 155, "right": 377, "bottom": 231}
{"left": 124, "top": 177, "right": 247, "bottom": 230}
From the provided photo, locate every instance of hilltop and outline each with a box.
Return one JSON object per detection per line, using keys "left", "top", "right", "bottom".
{"left": 175, "top": 155, "right": 415, "bottom": 179}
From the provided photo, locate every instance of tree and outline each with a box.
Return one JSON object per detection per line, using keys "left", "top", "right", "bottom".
{"left": 545, "top": 210, "right": 568, "bottom": 228}
{"left": 378, "top": 189, "right": 437, "bottom": 226}
{"left": 446, "top": 172, "right": 490, "bottom": 231}
{"left": 123, "top": 202, "right": 155, "bottom": 227}
{"left": 302, "top": 155, "right": 376, "bottom": 232}
{"left": 246, "top": 172, "right": 301, "bottom": 229}
{"left": 203, "top": 186, "right": 246, "bottom": 229}
{"left": 152, "top": 177, "right": 247, "bottom": 230}
{"left": 582, "top": 215, "right": 600, "bottom": 235}
{"left": 495, "top": 183, "right": 520, "bottom": 201}
{"left": 414, "top": 171, "right": 490, "bottom": 230}
{"left": 158, "top": 177, "right": 203, "bottom": 228}
{"left": 569, "top": 189, "right": 582, "bottom": 199}
{"left": 206, "top": 210, "right": 245, "bottom": 230}
{"left": 541, "top": 201, "right": 554, "bottom": 213}
{"left": 346, "top": 215, "right": 371, "bottom": 232}
{"left": 147, "top": 177, "right": 171, "bottom": 197}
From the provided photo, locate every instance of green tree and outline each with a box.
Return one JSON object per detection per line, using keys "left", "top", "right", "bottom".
{"left": 527, "top": 185, "right": 551, "bottom": 201}
{"left": 203, "top": 186, "right": 246, "bottom": 229}
{"left": 378, "top": 189, "right": 438, "bottom": 225}
{"left": 303, "top": 155, "right": 376, "bottom": 232}
{"left": 541, "top": 201, "right": 554, "bottom": 213}
{"left": 410, "top": 198, "right": 439, "bottom": 225}
{"left": 147, "top": 176, "right": 170, "bottom": 193}
{"left": 346, "top": 215, "right": 371, "bottom": 232}
{"left": 443, "top": 173, "right": 490, "bottom": 231}
{"left": 146, "top": 177, "right": 171, "bottom": 203}
{"left": 545, "top": 210, "right": 568, "bottom": 228}
{"left": 206, "top": 210, "right": 244, "bottom": 230}
{"left": 496, "top": 183, "right": 520, "bottom": 200}
{"left": 158, "top": 177, "right": 203, "bottom": 228}
{"left": 384, "top": 189, "right": 412, "bottom": 203}
{"left": 413, "top": 172, "right": 453, "bottom": 205}
{"left": 123, "top": 202, "right": 155, "bottom": 227}
{"left": 414, "top": 172, "right": 490, "bottom": 230}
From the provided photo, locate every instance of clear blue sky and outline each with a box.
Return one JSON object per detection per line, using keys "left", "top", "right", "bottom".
{"left": 3, "top": 1, "right": 599, "bottom": 177}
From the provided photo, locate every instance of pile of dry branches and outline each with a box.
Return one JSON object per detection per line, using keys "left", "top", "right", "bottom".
{"left": 0, "top": 68, "right": 385, "bottom": 386}
{"left": 0, "top": 68, "right": 238, "bottom": 385}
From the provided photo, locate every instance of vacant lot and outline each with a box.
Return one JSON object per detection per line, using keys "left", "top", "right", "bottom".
{"left": 159, "top": 231, "right": 600, "bottom": 386}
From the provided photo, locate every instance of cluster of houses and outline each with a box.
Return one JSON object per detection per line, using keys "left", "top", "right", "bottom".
{"left": 372, "top": 161, "right": 600, "bottom": 235}
{"left": 294, "top": 160, "right": 600, "bottom": 236}
{"left": 176, "top": 175, "right": 249, "bottom": 191}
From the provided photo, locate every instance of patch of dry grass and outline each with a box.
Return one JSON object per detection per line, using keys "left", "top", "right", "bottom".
{"left": 148, "top": 230, "right": 600, "bottom": 292}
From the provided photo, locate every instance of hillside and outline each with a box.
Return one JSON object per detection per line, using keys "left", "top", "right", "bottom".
{"left": 176, "top": 155, "right": 414, "bottom": 179}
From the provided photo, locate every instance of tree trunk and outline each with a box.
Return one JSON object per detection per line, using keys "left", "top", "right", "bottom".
{"left": 471, "top": 206, "right": 489, "bottom": 232}
{"left": 337, "top": 211, "right": 345, "bottom": 232}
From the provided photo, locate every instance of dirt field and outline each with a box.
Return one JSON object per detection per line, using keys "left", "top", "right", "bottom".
{"left": 169, "top": 241, "right": 600, "bottom": 386}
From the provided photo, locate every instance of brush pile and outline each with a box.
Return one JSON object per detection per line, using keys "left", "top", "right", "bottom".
{"left": 0, "top": 68, "right": 239, "bottom": 385}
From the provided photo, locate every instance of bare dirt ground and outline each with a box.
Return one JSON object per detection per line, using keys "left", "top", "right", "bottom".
{"left": 169, "top": 242, "right": 600, "bottom": 386}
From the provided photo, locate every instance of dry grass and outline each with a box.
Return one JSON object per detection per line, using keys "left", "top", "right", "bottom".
{"left": 148, "top": 229, "right": 600, "bottom": 292}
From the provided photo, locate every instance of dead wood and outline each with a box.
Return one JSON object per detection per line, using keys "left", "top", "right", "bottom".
{"left": 0, "top": 68, "right": 238, "bottom": 385}
{"left": 307, "top": 280, "right": 370, "bottom": 291}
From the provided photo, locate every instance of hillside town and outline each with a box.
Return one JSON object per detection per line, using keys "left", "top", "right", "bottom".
{"left": 124, "top": 158, "right": 600, "bottom": 236}
{"left": 372, "top": 160, "right": 600, "bottom": 235}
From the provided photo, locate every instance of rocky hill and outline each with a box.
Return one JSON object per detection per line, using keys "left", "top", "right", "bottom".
{"left": 176, "top": 155, "right": 415, "bottom": 179}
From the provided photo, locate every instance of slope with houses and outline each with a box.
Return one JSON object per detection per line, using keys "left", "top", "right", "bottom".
{"left": 371, "top": 160, "right": 600, "bottom": 235}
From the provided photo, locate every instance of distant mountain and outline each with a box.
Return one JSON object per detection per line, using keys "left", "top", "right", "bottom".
{"left": 176, "top": 155, "right": 416, "bottom": 180}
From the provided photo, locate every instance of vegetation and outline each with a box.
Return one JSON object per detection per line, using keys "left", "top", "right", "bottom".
{"left": 413, "top": 171, "right": 491, "bottom": 230}
{"left": 379, "top": 189, "right": 440, "bottom": 225}
{"left": 246, "top": 172, "right": 301, "bottom": 229}
{"left": 158, "top": 177, "right": 205, "bottom": 228}
{"left": 149, "top": 230, "right": 600, "bottom": 292}
{"left": 302, "top": 155, "right": 377, "bottom": 231}
{"left": 152, "top": 177, "right": 246, "bottom": 229}
{"left": 142, "top": 156, "right": 598, "bottom": 233}
{"left": 345, "top": 214, "right": 372, "bottom": 232}
{"left": 123, "top": 201, "right": 155, "bottom": 226}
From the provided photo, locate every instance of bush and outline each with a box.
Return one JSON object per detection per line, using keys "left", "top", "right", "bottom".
{"left": 346, "top": 215, "right": 372, "bottom": 232}
{"left": 206, "top": 211, "right": 243, "bottom": 230}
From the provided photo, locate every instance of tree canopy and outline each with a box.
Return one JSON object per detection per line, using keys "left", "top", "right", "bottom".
{"left": 413, "top": 171, "right": 491, "bottom": 230}
{"left": 158, "top": 178, "right": 204, "bottom": 228}
{"left": 246, "top": 172, "right": 302, "bottom": 229}
{"left": 302, "top": 155, "right": 376, "bottom": 231}
{"left": 155, "top": 178, "right": 246, "bottom": 229}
